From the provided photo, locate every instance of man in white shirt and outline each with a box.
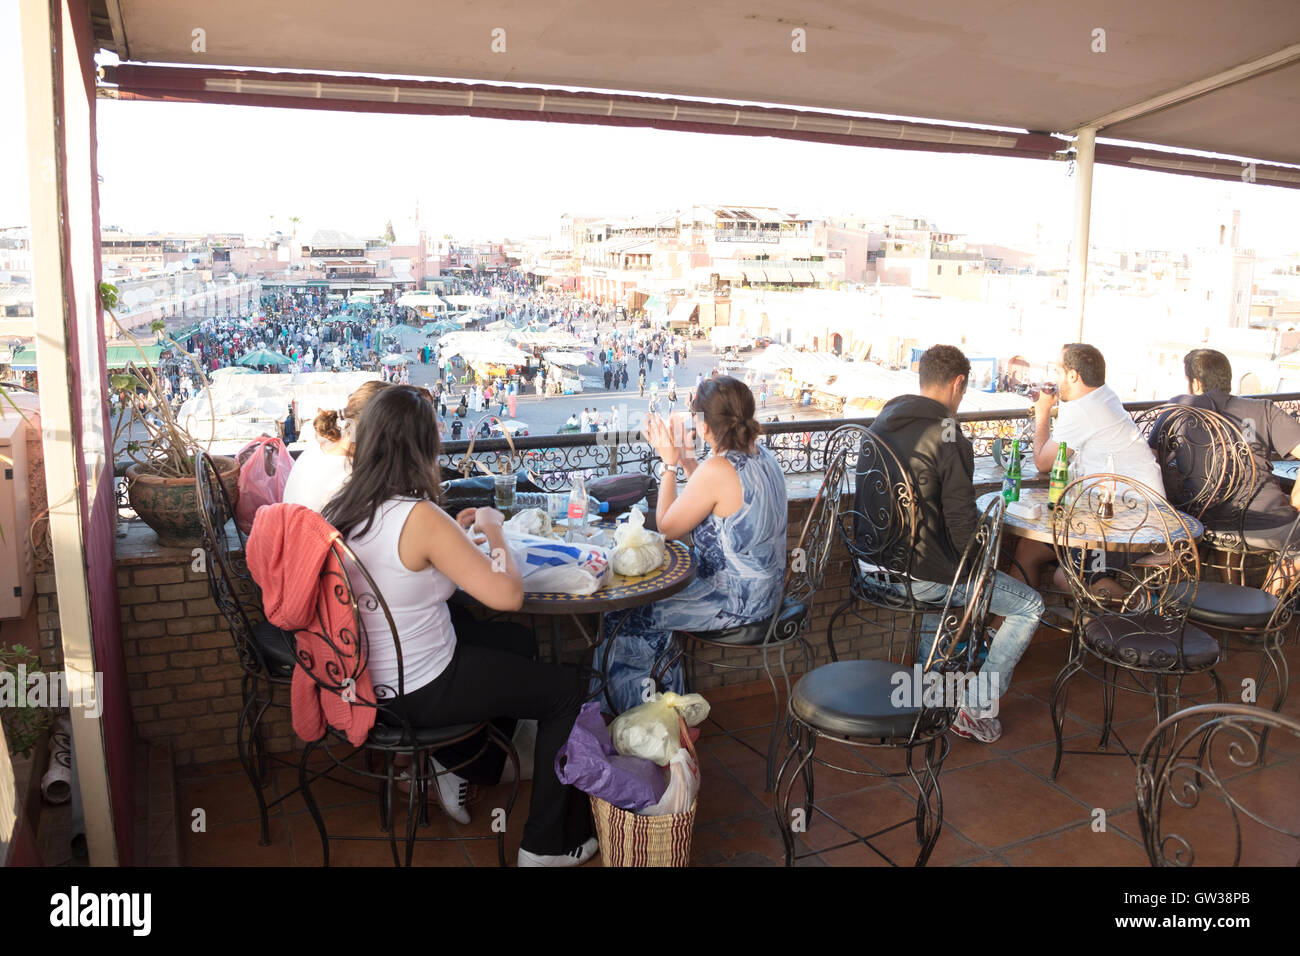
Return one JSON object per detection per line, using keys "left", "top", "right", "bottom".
{"left": 1011, "top": 343, "right": 1165, "bottom": 593}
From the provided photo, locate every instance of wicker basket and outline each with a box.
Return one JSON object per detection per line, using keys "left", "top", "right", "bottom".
{"left": 589, "top": 717, "right": 698, "bottom": 867}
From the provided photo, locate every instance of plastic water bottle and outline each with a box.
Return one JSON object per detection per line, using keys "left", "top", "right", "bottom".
{"left": 567, "top": 475, "right": 589, "bottom": 542}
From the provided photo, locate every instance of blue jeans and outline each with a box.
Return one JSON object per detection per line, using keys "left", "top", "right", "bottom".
{"left": 889, "top": 570, "right": 1044, "bottom": 714}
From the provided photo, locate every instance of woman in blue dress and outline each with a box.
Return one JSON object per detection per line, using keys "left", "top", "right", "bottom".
{"left": 595, "top": 376, "right": 788, "bottom": 713}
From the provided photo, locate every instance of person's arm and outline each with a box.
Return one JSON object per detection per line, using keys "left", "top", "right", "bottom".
{"left": 399, "top": 502, "right": 524, "bottom": 611}
{"left": 940, "top": 443, "right": 980, "bottom": 558}
{"left": 1032, "top": 390, "right": 1059, "bottom": 473}
{"left": 648, "top": 414, "right": 720, "bottom": 539}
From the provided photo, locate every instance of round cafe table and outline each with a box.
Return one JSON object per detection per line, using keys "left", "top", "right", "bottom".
{"left": 978, "top": 487, "right": 1204, "bottom": 634}
{"left": 460, "top": 519, "right": 697, "bottom": 710}
{"left": 977, "top": 487, "right": 1204, "bottom": 550}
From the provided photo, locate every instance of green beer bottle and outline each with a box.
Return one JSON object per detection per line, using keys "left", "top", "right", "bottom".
{"left": 1048, "top": 441, "right": 1069, "bottom": 508}
{"left": 1002, "top": 439, "right": 1022, "bottom": 502}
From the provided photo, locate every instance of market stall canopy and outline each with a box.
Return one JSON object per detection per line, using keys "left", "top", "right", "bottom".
{"left": 423, "top": 320, "right": 461, "bottom": 334}
{"left": 104, "top": 344, "right": 165, "bottom": 367}
{"left": 541, "top": 350, "right": 591, "bottom": 368}
{"left": 397, "top": 291, "right": 446, "bottom": 309}
{"left": 437, "top": 331, "right": 531, "bottom": 366}
{"left": 101, "top": 4, "right": 1300, "bottom": 182}
{"left": 379, "top": 353, "right": 410, "bottom": 364}
{"left": 444, "top": 294, "right": 494, "bottom": 310}
{"left": 236, "top": 347, "right": 293, "bottom": 367}
{"left": 513, "top": 330, "right": 583, "bottom": 349}
{"left": 381, "top": 323, "right": 424, "bottom": 337}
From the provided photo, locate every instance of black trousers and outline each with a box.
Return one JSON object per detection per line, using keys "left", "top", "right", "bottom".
{"left": 383, "top": 611, "right": 593, "bottom": 855}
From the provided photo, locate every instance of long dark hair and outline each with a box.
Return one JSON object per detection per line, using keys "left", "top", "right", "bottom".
{"left": 322, "top": 385, "right": 443, "bottom": 539}
{"left": 691, "top": 375, "right": 761, "bottom": 453}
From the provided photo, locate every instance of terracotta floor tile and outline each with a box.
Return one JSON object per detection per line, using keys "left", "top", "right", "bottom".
{"left": 177, "top": 772, "right": 270, "bottom": 827}
{"left": 696, "top": 763, "right": 767, "bottom": 822}
{"left": 1012, "top": 736, "right": 1144, "bottom": 814}
{"left": 936, "top": 761, "right": 1092, "bottom": 849}
{"left": 285, "top": 803, "right": 467, "bottom": 866}
{"left": 817, "top": 809, "right": 985, "bottom": 868}
{"left": 794, "top": 784, "right": 920, "bottom": 855}
{"left": 706, "top": 694, "right": 788, "bottom": 733}
{"left": 273, "top": 766, "right": 382, "bottom": 813}
{"left": 184, "top": 816, "right": 293, "bottom": 866}
{"left": 999, "top": 821, "right": 1150, "bottom": 866}
{"left": 691, "top": 814, "right": 790, "bottom": 866}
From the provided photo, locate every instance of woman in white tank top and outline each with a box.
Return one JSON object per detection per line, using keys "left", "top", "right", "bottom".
{"left": 321, "top": 386, "right": 597, "bottom": 867}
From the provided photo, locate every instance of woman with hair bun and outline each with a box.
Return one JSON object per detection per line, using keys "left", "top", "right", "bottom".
{"left": 281, "top": 379, "right": 391, "bottom": 513}
{"left": 594, "top": 375, "right": 788, "bottom": 713}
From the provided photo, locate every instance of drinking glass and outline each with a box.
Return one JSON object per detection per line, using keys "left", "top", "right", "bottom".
{"left": 493, "top": 472, "right": 517, "bottom": 513}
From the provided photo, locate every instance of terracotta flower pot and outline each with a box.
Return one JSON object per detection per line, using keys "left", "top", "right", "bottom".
{"left": 126, "top": 455, "right": 240, "bottom": 548}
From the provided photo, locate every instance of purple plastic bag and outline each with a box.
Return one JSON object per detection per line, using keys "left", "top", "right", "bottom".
{"left": 555, "top": 701, "right": 667, "bottom": 811}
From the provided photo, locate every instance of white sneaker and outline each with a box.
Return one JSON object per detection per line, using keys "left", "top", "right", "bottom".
{"left": 949, "top": 707, "right": 1003, "bottom": 744}
{"left": 517, "top": 837, "right": 600, "bottom": 868}
{"left": 429, "top": 757, "right": 471, "bottom": 825}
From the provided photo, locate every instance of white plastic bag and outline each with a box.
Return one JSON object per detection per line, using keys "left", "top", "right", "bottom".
{"left": 611, "top": 509, "right": 666, "bottom": 577}
{"left": 639, "top": 745, "right": 699, "bottom": 816}
{"left": 504, "top": 507, "right": 557, "bottom": 539}
{"left": 488, "top": 531, "right": 612, "bottom": 595}
{"left": 610, "top": 692, "right": 711, "bottom": 766}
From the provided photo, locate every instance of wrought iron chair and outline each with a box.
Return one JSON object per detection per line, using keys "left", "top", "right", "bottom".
{"left": 1167, "top": 514, "right": 1300, "bottom": 763}
{"left": 1047, "top": 474, "right": 1224, "bottom": 780}
{"left": 194, "top": 450, "right": 298, "bottom": 846}
{"left": 823, "top": 425, "right": 971, "bottom": 666}
{"left": 295, "top": 538, "right": 519, "bottom": 866}
{"left": 774, "top": 496, "right": 1005, "bottom": 867}
{"left": 1136, "top": 702, "right": 1300, "bottom": 866}
{"left": 654, "top": 440, "right": 847, "bottom": 792}
{"left": 1134, "top": 401, "right": 1294, "bottom": 589}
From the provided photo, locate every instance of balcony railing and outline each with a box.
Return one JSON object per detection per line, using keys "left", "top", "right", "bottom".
{"left": 433, "top": 393, "right": 1300, "bottom": 489}
{"left": 112, "top": 393, "right": 1300, "bottom": 514}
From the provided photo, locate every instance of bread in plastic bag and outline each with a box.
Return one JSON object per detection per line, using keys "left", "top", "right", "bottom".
{"left": 610, "top": 691, "right": 711, "bottom": 766}
{"left": 610, "top": 509, "right": 666, "bottom": 577}
{"left": 505, "top": 507, "right": 558, "bottom": 539}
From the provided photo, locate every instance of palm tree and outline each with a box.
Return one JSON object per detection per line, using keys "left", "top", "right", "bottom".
{"left": 289, "top": 215, "right": 300, "bottom": 239}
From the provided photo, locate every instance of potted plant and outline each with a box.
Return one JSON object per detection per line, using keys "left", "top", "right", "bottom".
{"left": 102, "top": 282, "right": 240, "bottom": 547}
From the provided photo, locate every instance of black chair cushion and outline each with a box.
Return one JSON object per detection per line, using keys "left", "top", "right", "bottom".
{"left": 790, "top": 660, "right": 922, "bottom": 738}
{"left": 252, "top": 620, "right": 297, "bottom": 677}
{"left": 682, "top": 599, "right": 808, "bottom": 647}
{"left": 1168, "top": 581, "right": 1278, "bottom": 629}
{"left": 368, "top": 721, "right": 485, "bottom": 747}
{"left": 1081, "top": 615, "right": 1219, "bottom": 670}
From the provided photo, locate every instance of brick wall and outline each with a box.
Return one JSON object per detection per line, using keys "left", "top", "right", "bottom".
{"left": 113, "top": 522, "right": 296, "bottom": 768}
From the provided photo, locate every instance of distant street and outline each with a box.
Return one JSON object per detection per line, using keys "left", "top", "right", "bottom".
{"left": 404, "top": 338, "right": 819, "bottom": 437}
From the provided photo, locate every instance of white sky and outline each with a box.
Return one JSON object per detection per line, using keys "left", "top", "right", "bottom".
{"left": 3, "top": 0, "right": 1299, "bottom": 256}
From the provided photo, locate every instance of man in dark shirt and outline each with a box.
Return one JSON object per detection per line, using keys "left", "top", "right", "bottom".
{"left": 1163, "top": 349, "right": 1300, "bottom": 552}
{"left": 854, "top": 345, "right": 1043, "bottom": 742}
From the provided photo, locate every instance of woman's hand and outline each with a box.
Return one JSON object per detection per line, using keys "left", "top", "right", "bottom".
{"left": 456, "top": 508, "right": 477, "bottom": 530}
{"left": 472, "top": 507, "right": 505, "bottom": 534}
{"left": 646, "top": 413, "right": 680, "bottom": 466}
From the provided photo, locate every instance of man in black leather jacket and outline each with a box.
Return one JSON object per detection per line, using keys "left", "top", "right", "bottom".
{"left": 854, "top": 345, "right": 1044, "bottom": 743}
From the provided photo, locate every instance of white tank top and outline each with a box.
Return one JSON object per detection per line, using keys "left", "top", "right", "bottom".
{"left": 345, "top": 497, "right": 457, "bottom": 697}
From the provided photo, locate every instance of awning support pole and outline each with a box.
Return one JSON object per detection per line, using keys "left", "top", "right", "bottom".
{"left": 1067, "top": 127, "right": 1096, "bottom": 342}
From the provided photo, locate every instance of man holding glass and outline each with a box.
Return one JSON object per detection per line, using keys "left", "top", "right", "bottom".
{"left": 1009, "top": 343, "right": 1165, "bottom": 596}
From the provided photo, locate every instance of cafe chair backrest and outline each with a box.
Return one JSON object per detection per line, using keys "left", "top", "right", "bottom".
{"left": 295, "top": 539, "right": 420, "bottom": 740}
{"left": 907, "top": 495, "right": 1004, "bottom": 739}
{"left": 1133, "top": 404, "right": 1257, "bottom": 522}
{"left": 1136, "top": 703, "right": 1300, "bottom": 867}
{"left": 1052, "top": 473, "right": 1199, "bottom": 623}
{"left": 834, "top": 426, "right": 920, "bottom": 606}
{"left": 195, "top": 450, "right": 265, "bottom": 675}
